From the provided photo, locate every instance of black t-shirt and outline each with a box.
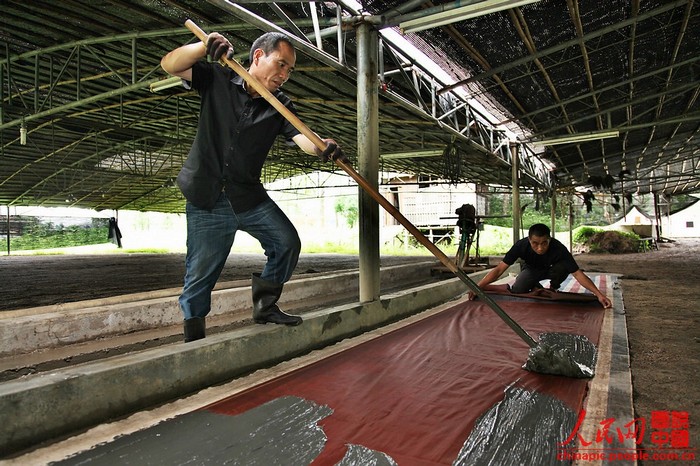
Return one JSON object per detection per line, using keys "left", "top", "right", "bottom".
{"left": 176, "top": 61, "right": 301, "bottom": 212}
{"left": 503, "top": 237, "right": 579, "bottom": 273}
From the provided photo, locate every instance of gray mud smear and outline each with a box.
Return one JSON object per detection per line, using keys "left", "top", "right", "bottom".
{"left": 57, "top": 396, "right": 332, "bottom": 465}
{"left": 453, "top": 385, "right": 577, "bottom": 466}
{"left": 524, "top": 332, "right": 597, "bottom": 378}
{"left": 335, "top": 444, "right": 398, "bottom": 466}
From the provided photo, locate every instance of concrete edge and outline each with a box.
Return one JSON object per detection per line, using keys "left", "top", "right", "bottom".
{"left": 0, "top": 261, "right": 436, "bottom": 356}
{"left": 0, "top": 273, "right": 476, "bottom": 457}
{"left": 3, "top": 297, "right": 472, "bottom": 464}
{"left": 602, "top": 275, "right": 637, "bottom": 466}
{"left": 573, "top": 274, "right": 636, "bottom": 466}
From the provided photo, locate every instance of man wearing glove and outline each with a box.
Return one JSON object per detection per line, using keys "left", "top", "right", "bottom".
{"left": 161, "top": 31, "right": 346, "bottom": 342}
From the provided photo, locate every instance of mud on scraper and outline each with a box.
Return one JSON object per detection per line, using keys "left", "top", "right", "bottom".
{"left": 183, "top": 20, "right": 597, "bottom": 379}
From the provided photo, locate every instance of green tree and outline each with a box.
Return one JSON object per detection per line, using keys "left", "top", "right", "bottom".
{"left": 335, "top": 197, "right": 358, "bottom": 228}
{"left": 483, "top": 190, "right": 628, "bottom": 230}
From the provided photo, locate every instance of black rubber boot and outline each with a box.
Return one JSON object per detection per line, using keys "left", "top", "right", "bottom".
{"left": 251, "top": 273, "right": 302, "bottom": 326}
{"left": 183, "top": 316, "right": 206, "bottom": 342}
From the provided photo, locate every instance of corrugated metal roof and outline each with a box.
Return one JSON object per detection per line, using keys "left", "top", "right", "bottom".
{"left": 0, "top": 0, "right": 697, "bottom": 212}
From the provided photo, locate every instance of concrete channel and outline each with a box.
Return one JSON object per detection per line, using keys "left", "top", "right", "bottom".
{"left": 0, "top": 262, "right": 502, "bottom": 457}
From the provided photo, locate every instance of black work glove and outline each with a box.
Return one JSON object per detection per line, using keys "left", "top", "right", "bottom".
{"left": 205, "top": 33, "right": 234, "bottom": 62}
{"left": 315, "top": 139, "right": 348, "bottom": 163}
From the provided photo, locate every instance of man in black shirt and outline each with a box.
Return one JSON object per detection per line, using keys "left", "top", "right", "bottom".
{"left": 468, "top": 223, "right": 611, "bottom": 308}
{"left": 161, "top": 31, "right": 346, "bottom": 341}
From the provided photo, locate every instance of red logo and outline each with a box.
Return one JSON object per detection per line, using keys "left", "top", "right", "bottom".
{"left": 557, "top": 410, "right": 696, "bottom": 462}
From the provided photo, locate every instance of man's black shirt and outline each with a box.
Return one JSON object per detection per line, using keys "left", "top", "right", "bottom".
{"left": 503, "top": 237, "right": 579, "bottom": 273}
{"left": 177, "top": 61, "right": 301, "bottom": 212}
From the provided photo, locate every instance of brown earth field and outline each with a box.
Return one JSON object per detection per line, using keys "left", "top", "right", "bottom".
{"left": 574, "top": 239, "right": 700, "bottom": 464}
{"left": 0, "top": 240, "right": 698, "bottom": 463}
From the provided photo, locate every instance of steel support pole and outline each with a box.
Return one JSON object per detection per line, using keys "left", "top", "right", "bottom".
{"left": 511, "top": 143, "right": 521, "bottom": 244}
{"left": 568, "top": 200, "right": 574, "bottom": 250}
{"left": 336, "top": 5, "right": 345, "bottom": 65}
{"left": 310, "top": 2, "right": 324, "bottom": 50}
{"left": 0, "top": 62, "right": 3, "bottom": 125}
{"left": 653, "top": 192, "right": 662, "bottom": 241}
{"left": 550, "top": 190, "right": 557, "bottom": 238}
{"left": 132, "top": 38, "right": 137, "bottom": 84}
{"left": 5, "top": 43, "right": 10, "bottom": 107}
{"left": 34, "top": 55, "right": 39, "bottom": 113}
{"left": 356, "top": 21, "right": 380, "bottom": 303}
{"left": 5, "top": 206, "right": 10, "bottom": 256}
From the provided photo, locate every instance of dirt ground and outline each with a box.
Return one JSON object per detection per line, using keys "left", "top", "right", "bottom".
{"left": 1, "top": 241, "right": 698, "bottom": 462}
{"left": 575, "top": 239, "right": 700, "bottom": 463}
{"left": 0, "top": 253, "right": 427, "bottom": 311}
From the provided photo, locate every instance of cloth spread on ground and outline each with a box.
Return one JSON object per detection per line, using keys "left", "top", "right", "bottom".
{"left": 205, "top": 293, "right": 605, "bottom": 464}
{"left": 482, "top": 275, "right": 606, "bottom": 303}
{"left": 58, "top": 276, "right": 608, "bottom": 465}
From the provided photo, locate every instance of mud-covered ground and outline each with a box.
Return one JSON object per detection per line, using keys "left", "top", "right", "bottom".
{"left": 1, "top": 241, "right": 698, "bottom": 462}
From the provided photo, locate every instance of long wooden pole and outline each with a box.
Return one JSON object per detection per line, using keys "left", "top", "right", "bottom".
{"left": 183, "top": 20, "right": 537, "bottom": 348}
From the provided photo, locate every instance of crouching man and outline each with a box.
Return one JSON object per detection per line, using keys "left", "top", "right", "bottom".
{"left": 468, "top": 223, "right": 612, "bottom": 308}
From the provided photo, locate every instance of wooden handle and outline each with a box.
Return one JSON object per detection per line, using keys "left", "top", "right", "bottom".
{"left": 183, "top": 20, "right": 536, "bottom": 347}
{"left": 344, "top": 166, "right": 537, "bottom": 347}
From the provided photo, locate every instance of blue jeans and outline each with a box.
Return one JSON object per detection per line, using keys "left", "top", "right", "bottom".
{"left": 179, "top": 193, "right": 301, "bottom": 319}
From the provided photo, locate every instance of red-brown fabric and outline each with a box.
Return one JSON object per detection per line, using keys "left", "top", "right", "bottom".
{"left": 482, "top": 283, "right": 599, "bottom": 302}
{"left": 205, "top": 298, "right": 605, "bottom": 465}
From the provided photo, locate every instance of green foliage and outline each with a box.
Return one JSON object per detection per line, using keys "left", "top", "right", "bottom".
{"left": 470, "top": 225, "right": 513, "bottom": 255}
{"left": 302, "top": 242, "right": 362, "bottom": 255}
{"left": 482, "top": 191, "right": 649, "bottom": 231}
{"left": 10, "top": 219, "right": 109, "bottom": 251}
{"left": 483, "top": 192, "right": 578, "bottom": 231}
{"left": 667, "top": 194, "right": 697, "bottom": 213}
{"left": 122, "top": 248, "right": 171, "bottom": 254}
{"left": 390, "top": 224, "right": 519, "bottom": 257}
{"left": 572, "top": 226, "right": 602, "bottom": 244}
{"left": 334, "top": 197, "right": 358, "bottom": 228}
{"left": 619, "top": 230, "right": 641, "bottom": 241}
